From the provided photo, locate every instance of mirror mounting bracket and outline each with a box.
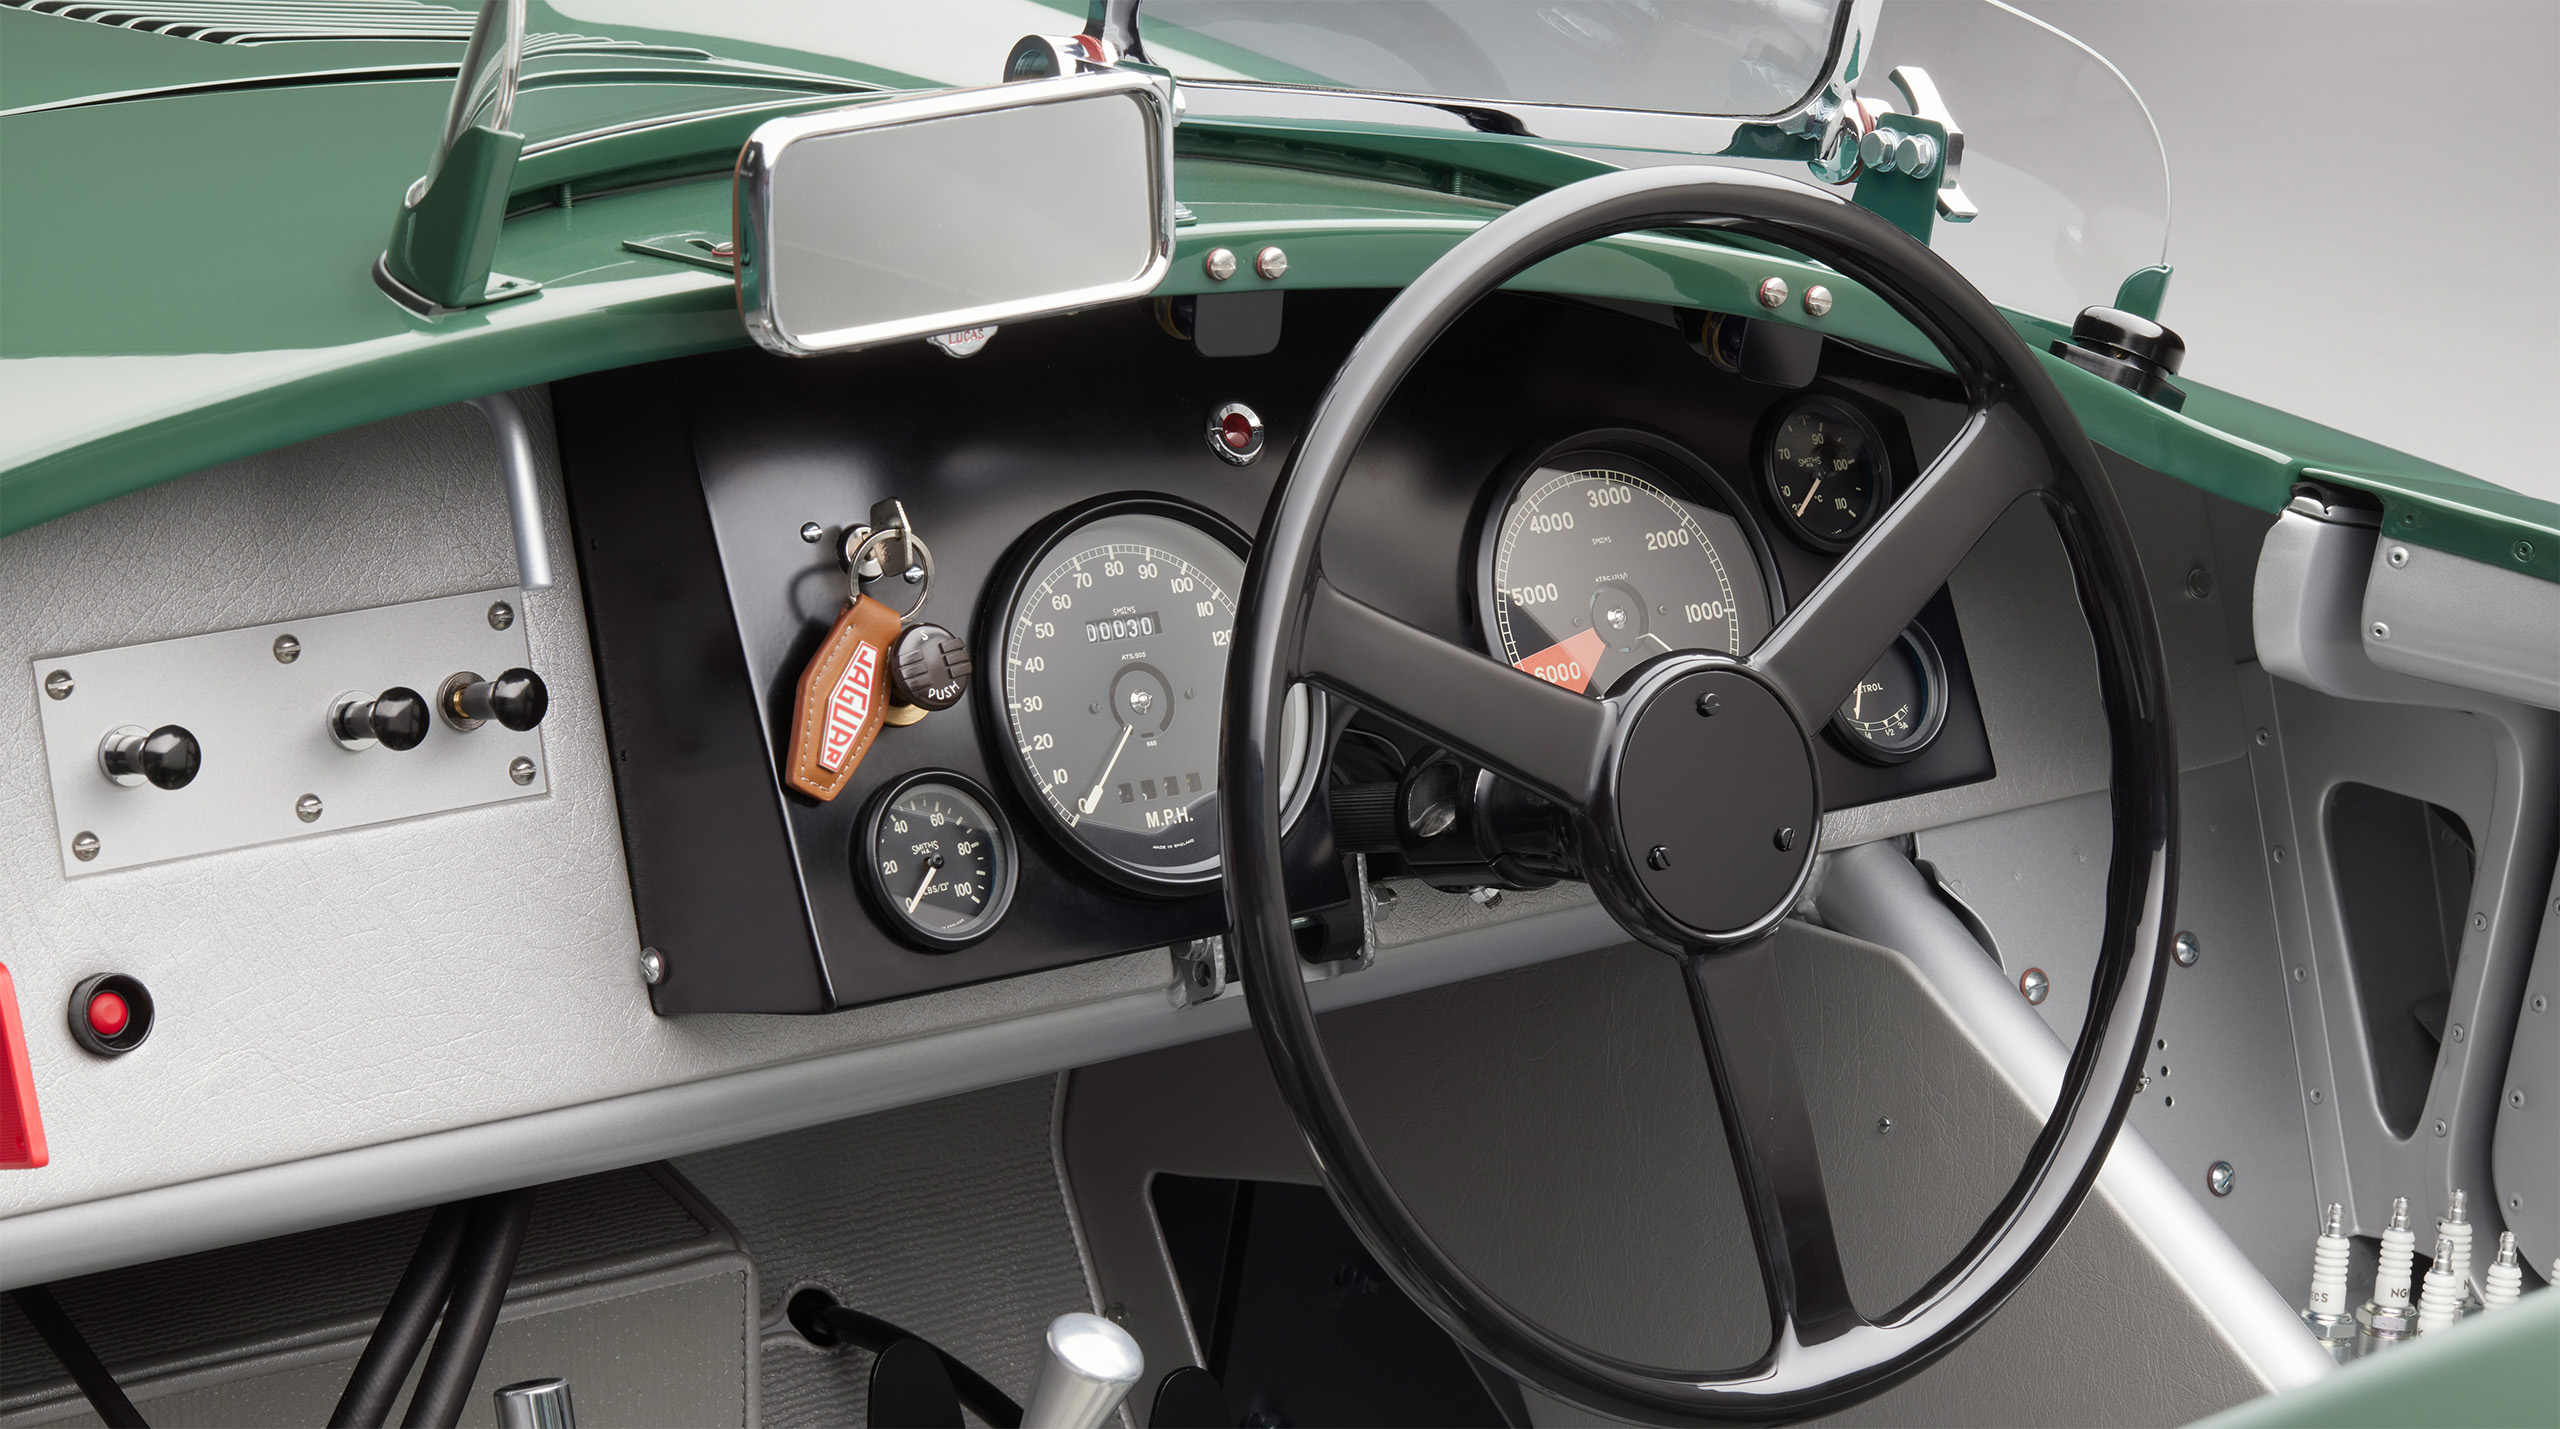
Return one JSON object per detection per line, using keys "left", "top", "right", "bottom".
{"left": 375, "top": 0, "right": 533, "bottom": 315}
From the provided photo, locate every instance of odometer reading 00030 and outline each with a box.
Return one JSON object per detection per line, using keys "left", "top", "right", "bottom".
{"left": 1485, "top": 452, "right": 1771, "bottom": 698}
{"left": 998, "top": 506, "right": 1307, "bottom": 889}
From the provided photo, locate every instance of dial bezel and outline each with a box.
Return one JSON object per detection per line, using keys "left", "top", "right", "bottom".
{"left": 1827, "top": 623, "right": 1949, "bottom": 766}
{"left": 978, "top": 494, "right": 1320, "bottom": 895}
{"left": 1471, "top": 429, "right": 1784, "bottom": 691}
{"left": 1759, "top": 394, "right": 1895, "bottom": 553}
{"left": 855, "top": 770, "right": 1019, "bottom": 952}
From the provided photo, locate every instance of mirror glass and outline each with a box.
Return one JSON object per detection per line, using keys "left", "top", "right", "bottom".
{"left": 761, "top": 88, "right": 1163, "bottom": 351}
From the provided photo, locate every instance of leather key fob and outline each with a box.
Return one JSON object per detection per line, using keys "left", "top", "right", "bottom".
{"left": 786, "top": 594, "right": 903, "bottom": 802}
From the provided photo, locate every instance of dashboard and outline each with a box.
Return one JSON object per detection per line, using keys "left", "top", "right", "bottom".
{"left": 556, "top": 290, "right": 1996, "bottom": 1014}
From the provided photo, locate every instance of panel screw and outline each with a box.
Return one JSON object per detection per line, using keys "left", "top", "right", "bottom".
{"left": 2019, "top": 967, "right": 2049, "bottom": 1005}
{"left": 509, "top": 756, "right": 537, "bottom": 786}
{"left": 1802, "top": 284, "right": 1833, "bottom": 317}
{"left": 71, "top": 832, "right": 99, "bottom": 861}
{"left": 295, "top": 793, "right": 324, "bottom": 823}
{"left": 2174, "top": 931, "right": 2199, "bottom": 967}
{"left": 2184, "top": 565, "right": 2213, "bottom": 599}
{"left": 799, "top": 521, "right": 825, "bottom": 544}
{"left": 2370, "top": 621, "right": 2390, "bottom": 641}
{"left": 1757, "top": 276, "right": 1789, "bottom": 309}
{"left": 1877, "top": 1116, "right": 1893, "bottom": 1135}
{"left": 2388, "top": 546, "right": 2410, "bottom": 567}
{"left": 488, "top": 601, "right": 515, "bottom": 630}
{"left": 1254, "top": 245, "right": 1288, "bottom": 280}
{"left": 273, "top": 634, "right": 301, "bottom": 663}
{"left": 2254, "top": 727, "right": 2270, "bottom": 746}
{"left": 1469, "top": 887, "right": 1503, "bottom": 909}
{"left": 1204, "top": 247, "right": 1238, "bottom": 281}
{"left": 2207, "top": 1161, "right": 2236, "bottom": 1197}
{"left": 43, "top": 669, "right": 73, "bottom": 700}
{"left": 1773, "top": 826, "right": 1797, "bottom": 852}
{"left": 1696, "top": 691, "right": 1722, "bottom": 716}
{"left": 1647, "top": 845, "right": 1672, "bottom": 870}
{"left": 639, "top": 948, "right": 666, "bottom": 985}
{"left": 2511, "top": 1088, "right": 2528, "bottom": 1109}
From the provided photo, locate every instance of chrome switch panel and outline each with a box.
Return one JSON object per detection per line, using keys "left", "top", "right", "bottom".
{"left": 32, "top": 588, "right": 548, "bottom": 876}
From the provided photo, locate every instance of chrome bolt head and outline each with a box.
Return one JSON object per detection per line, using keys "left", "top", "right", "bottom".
{"left": 1756, "top": 276, "right": 1789, "bottom": 309}
{"left": 2207, "top": 1161, "right": 2236, "bottom": 1197}
{"left": 1204, "top": 247, "right": 1238, "bottom": 281}
{"left": 1369, "top": 883, "right": 1396, "bottom": 919}
{"left": 71, "top": 831, "right": 100, "bottom": 862}
{"left": 2019, "top": 967, "right": 2049, "bottom": 1005}
{"left": 1893, "top": 132, "right": 1939, "bottom": 177}
{"left": 1254, "top": 245, "right": 1288, "bottom": 280}
{"left": 488, "top": 600, "right": 515, "bottom": 631}
{"left": 1858, "top": 128, "right": 1893, "bottom": 170}
{"left": 1801, "top": 284, "right": 1833, "bottom": 318}
{"left": 639, "top": 948, "right": 666, "bottom": 985}
{"left": 1469, "top": 886, "right": 1503, "bottom": 909}
{"left": 2174, "top": 931, "right": 2199, "bottom": 967}
{"left": 273, "top": 634, "right": 302, "bottom": 664}
{"left": 43, "top": 669, "right": 72, "bottom": 700}
{"left": 799, "top": 521, "right": 825, "bottom": 544}
{"left": 295, "top": 793, "right": 324, "bottom": 823}
{"left": 509, "top": 756, "right": 537, "bottom": 786}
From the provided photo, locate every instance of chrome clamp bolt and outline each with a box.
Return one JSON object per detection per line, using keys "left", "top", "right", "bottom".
{"left": 1254, "top": 245, "right": 1288, "bottom": 280}
{"left": 1801, "top": 284, "right": 1833, "bottom": 318}
{"left": 1203, "top": 247, "right": 1238, "bottom": 281}
{"left": 1756, "top": 276, "right": 1789, "bottom": 309}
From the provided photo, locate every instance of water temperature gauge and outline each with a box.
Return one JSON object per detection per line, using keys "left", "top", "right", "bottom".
{"left": 858, "top": 771, "right": 1017, "bottom": 950}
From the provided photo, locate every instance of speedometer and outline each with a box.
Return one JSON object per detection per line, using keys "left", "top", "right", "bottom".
{"left": 992, "top": 500, "right": 1313, "bottom": 891}
{"left": 1479, "top": 441, "right": 1773, "bottom": 697}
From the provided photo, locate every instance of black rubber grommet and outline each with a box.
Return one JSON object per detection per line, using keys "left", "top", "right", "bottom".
{"left": 67, "top": 973, "right": 152, "bottom": 1056}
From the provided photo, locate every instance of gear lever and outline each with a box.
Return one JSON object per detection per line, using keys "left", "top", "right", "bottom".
{"left": 1019, "top": 1314, "right": 1141, "bottom": 1429}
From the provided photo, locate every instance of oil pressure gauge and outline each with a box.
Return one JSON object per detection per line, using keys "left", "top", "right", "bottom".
{"left": 858, "top": 771, "right": 1016, "bottom": 950}
{"left": 1763, "top": 396, "right": 1891, "bottom": 551}
{"left": 1830, "top": 625, "right": 1948, "bottom": 765}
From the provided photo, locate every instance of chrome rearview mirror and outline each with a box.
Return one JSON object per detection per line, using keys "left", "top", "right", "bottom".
{"left": 736, "top": 71, "right": 1175, "bottom": 358}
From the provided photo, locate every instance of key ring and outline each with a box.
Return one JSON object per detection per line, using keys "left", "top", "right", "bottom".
{"left": 843, "top": 526, "right": 935, "bottom": 622}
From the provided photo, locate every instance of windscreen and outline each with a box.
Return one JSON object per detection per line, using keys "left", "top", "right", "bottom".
{"left": 1139, "top": 1, "right": 1850, "bottom": 117}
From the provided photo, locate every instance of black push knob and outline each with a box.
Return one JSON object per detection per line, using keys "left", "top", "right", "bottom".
{"left": 99, "top": 724, "right": 200, "bottom": 790}
{"left": 331, "top": 687, "right": 430, "bottom": 751}
{"left": 442, "top": 667, "right": 549, "bottom": 731}
{"left": 2051, "top": 305, "right": 2188, "bottom": 408}
{"left": 889, "top": 623, "right": 972, "bottom": 711}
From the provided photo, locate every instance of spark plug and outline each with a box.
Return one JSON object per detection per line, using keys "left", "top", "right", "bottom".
{"left": 2416, "top": 1233, "right": 2464, "bottom": 1333}
{"left": 2436, "top": 1190, "right": 2479, "bottom": 1314}
{"left": 2357, "top": 1196, "right": 2421, "bottom": 1352}
{"left": 2481, "top": 1232, "right": 2522, "bottom": 1311}
{"left": 2300, "top": 1203, "right": 2356, "bottom": 1361}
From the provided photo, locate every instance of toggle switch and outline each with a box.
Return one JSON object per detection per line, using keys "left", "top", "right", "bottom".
{"left": 439, "top": 668, "right": 549, "bottom": 732}
{"left": 330, "top": 687, "right": 431, "bottom": 751}
{"left": 97, "top": 725, "right": 200, "bottom": 790}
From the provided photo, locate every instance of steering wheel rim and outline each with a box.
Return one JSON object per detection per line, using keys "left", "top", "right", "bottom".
{"left": 1221, "top": 165, "right": 2178, "bottom": 1424}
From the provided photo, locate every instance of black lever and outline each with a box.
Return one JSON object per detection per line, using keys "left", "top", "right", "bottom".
{"left": 98, "top": 724, "right": 199, "bottom": 790}
{"left": 331, "top": 687, "right": 431, "bottom": 751}
{"left": 439, "top": 668, "right": 549, "bottom": 732}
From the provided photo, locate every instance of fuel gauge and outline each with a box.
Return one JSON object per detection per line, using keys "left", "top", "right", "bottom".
{"left": 1830, "top": 625, "right": 1948, "bottom": 765}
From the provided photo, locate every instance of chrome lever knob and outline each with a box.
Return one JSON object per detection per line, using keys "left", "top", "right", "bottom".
{"left": 1019, "top": 1313, "right": 1142, "bottom": 1429}
{"left": 330, "top": 686, "right": 431, "bottom": 751}
{"left": 98, "top": 724, "right": 200, "bottom": 790}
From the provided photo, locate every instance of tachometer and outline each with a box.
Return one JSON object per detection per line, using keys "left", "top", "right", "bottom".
{"left": 1479, "top": 443, "right": 1772, "bottom": 698}
{"left": 993, "top": 500, "right": 1311, "bottom": 890}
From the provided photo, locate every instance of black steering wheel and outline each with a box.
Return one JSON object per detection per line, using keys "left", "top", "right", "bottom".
{"left": 1220, "top": 166, "right": 2178, "bottom": 1423}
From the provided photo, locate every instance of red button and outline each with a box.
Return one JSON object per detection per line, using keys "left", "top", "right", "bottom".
{"left": 1220, "top": 412, "right": 1256, "bottom": 451}
{"left": 86, "top": 991, "right": 128, "bottom": 1037}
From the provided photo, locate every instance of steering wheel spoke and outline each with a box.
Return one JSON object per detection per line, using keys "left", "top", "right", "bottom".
{"left": 1301, "top": 573, "right": 1611, "bottom": 810}
{"left": 1750, "top": 400, "right": 2051, "bottom": 723}
{"left": 1681, "top": 940, "right": 1863, "bottom": 1350}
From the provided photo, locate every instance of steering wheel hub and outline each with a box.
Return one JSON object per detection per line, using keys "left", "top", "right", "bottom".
{"left": 1606, "top": 662, "right": 1819, "bottom": 943}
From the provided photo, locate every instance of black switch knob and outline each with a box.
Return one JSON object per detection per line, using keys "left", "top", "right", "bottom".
{"left": 888, "top": 623, "right": 972, "bottom": 711}
{"left": 98, "top": 724, "right": 200, "bottom": 790}
{"left": 441, "top": 667, "right": 549, "bottom": 731}
{"left": 330, "top": 687, "right": 430, "bottom": 751}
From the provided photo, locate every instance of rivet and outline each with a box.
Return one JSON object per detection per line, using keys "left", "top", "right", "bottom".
{"left": 2185, "top": 565, "right": 2213, "bottom": 599}
{"left": 1802, "top": 284, "right": 1833, "bottom": 317}
{"left": 1773, "top": 826, "right": 1797, "bottom": 852}
{"left": 2388, "top": 546, "right": 2410, "bottom": 567}
{"left": 1254, "top": 245, "right": 1288, "bottom": 280}
{"left": 2254, "top": 727, "right": 2271, "bottom": 746}
{"left": 2310, "top": 1087, "right": 2324, "bottom": 1104}
{"left": 509, "top": 756, "right": 537, "bottom": 786}
{"left": 71, "top": 831, "right": 100, "bottom": 861}
{"left": 799, "top": 521, "right": 825, "bottom": 544}
{"left": 273, "top": 633, "right": 302, "bottom": 664}
{"left": 2371, "top": 621, "right": 2390, "bottom": 641}
{"left": 2293, "top": 965, "right": 2307, "bottom": 982}
{"left": 1647, "top": 845, "right": 1672, "bottom": 871}
{"left": 2433, "top": 1119, "right": 2448, "bottom": 1137}
{"left": 2451, "top": 1023, "right": 2465, "bottom": 1042}
{"left": 2019, "top": 967, "right": 2049, "bottom": 1005}
{"left": 2517, "top": 540, "right": 2537, "bottom": 564}
{"left": 1204, "top": 247, "right": 1238, "bottom": 281}
{"left": 2472, "top": 911, "right": 2488, "bottom": 931}
{"left": 1877, "top": 1116, "right": 1893, "bottom": 1135}
{"left": 1757, "top": 276, "right": 1789, "bottom": 309}
{"left": 2207, "top": 1161, "right": 2236, "bottom": 1197}
{"left": 2511, "top": 1194, "right": 2524, "bottom": 1210}
{"left": 2174, "top": 931, "right": 2199, "bottom": 967}
{"left": 2533, "top": 994, "right": 2548, "bottom": 1014}
{"left": 487, "top": 601, "right": 515, "bottom": 631}
{"left": 1696, "top": 691, "right": 1722, "bottom": 716}
{"left": 43, "top": 669, "right": 73, "bottom": 700}
{"left": 2273, "top": 846, "right": 2287, "bottom": 864}
{"left": 639, "top": 948, "right": 666, "bottom": 985}
{"left": 295, "top": 793, "right": 324, "bottom": 823}
{"left": 2511, "top": 1088, "right": 2528, "bottom": 1109}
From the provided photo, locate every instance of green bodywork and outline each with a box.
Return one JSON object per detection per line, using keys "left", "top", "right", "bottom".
{"left": 2, "top": 2, "right": 2553, "bottom": 589}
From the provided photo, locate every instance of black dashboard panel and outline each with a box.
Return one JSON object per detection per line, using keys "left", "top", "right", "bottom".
{"left": 556, "top": 290, "right": 1993, "bottom": 1015}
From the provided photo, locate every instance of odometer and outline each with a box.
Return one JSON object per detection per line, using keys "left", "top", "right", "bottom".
{"left": 1480, "top": 444, "right": 1771, "bottom": 698}
{"left": 995, "top": 502, "right": 1310, "bottom": 890}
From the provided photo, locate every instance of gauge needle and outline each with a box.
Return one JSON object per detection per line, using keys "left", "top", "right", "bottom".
{"left": 1077, "top": 723, "right": 1134, "bottom": 816}
{"left": 1854, "top": 682, "right": 1865, "bottom": 719}
{"left": 1641, "top": 632, "right": 1673, "bottom": 653}
{"left": 1794, "top": 477, "right": 1824, "bottom": 519}
{"left": 906, "top": 854, "right": 943, "bottom": 915}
